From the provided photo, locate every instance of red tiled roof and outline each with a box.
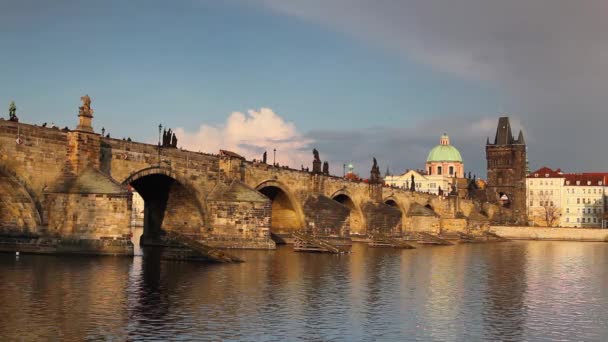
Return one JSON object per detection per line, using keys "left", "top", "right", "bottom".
{"left": 527, "top": 166, "right": 563, "bottom": 178}
{"left": 563, "top": 173, "right": 608, "bottom": 186}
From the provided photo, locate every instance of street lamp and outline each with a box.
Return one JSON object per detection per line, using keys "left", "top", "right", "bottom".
{"left": 158, "top": 124, "right": 162, "bottom": 146}
{"left": 157, "top": 124, "right": 162, "bottom": 166}
{"left": 273, "top": 148, "right": 276, "bottom": 166}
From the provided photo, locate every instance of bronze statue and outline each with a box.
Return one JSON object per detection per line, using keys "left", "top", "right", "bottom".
{"left": 8, "top": 101, "right": 18, "bottom": 122}
{"left": 78, "top": 95, "right": 93, "bottom": 117}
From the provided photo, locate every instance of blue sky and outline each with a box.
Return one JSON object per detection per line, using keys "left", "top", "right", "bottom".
{"left": 2, "top": 0, "right": 608, "bottom": 176}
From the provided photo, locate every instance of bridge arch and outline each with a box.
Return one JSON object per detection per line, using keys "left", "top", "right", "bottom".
{"left": 0, "top": 165, "right": 42, "bottom": 233}
{"left": 330, "top": 189, "right": 366, "bottom": 236}
{"left": 383, "top": 196, "right": 405, "bottom": 213}
{"left": 255, "top": 180, "right": 304, "bottom": 235}
{"left": 122, "top": 166, "right": 206, "bottom": 245}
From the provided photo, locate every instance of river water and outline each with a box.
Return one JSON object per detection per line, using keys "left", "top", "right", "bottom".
{"left": 1, "top": 240, "right": 608, "bottom": 341}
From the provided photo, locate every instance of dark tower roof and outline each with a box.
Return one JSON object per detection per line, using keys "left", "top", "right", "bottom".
{"left": 517, "top": 130, "right": 525, "bottom": 144}
{"left": 488, "top": 116, "right": 525, "bottom": 145}
{"left": 494, "top": 117, "right": 513, "bottom": 145}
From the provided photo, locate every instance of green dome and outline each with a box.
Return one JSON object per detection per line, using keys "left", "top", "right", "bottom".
{"left": 426, "top": 134, "right": 463, "bottom": 162}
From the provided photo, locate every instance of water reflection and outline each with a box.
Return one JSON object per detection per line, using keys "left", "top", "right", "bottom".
{"left": 1, "top": 242, "right": 608, "bottom": 341}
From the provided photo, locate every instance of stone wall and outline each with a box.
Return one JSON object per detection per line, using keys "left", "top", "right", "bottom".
{"left": 404, "top": 216, "right": 441, "bottom": 234}
{"left": 0, "top": 171, "right": 40, "bottom": 235}
{"left": 44, "top": 193, "right": 131, "bottom": 239}
{"left": 302, "top": 194, "right": 350, "bottom": 237}
{"left": 161, "top": 182, "right": 206, "bottom": 235}
{"left": 492, "top": 226, "right": 608, "bottom": 241}
{"left": 363, "top": 202, "right": 402, "bottom": 236}
{"left": 208, "top": 201, "right": 271, "bottom": 238}
{"left": 0, "top": 122, "right": 68, "bottom": 211}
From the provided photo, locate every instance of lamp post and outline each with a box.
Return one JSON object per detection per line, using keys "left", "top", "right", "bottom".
{"left": 158, "top": 124, "right": 162, "bottom": 165}
{"left": 273, "top": 148, "right": 276, "bottom": 166}
{"left": 158, "top": 124, "right": 162, "bottom": 146}
{"left": 343, "top": 164, "right": 346, "bottom": 177}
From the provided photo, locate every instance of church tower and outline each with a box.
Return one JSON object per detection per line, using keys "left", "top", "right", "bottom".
{"left": 486, "top": 117, "right": 527, "bottom": 224}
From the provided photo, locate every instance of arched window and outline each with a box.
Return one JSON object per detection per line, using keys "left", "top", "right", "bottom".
{"left": 428, "top": 167, "right": 432, "bottom": 175}
{"left": 449, "top": 166, "right": 454, "bottom": 175}
{"left": 437, "top": 166, "right": 442, "bottom": 175}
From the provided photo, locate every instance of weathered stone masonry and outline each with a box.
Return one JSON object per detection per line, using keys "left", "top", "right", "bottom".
{"left": 0, "top": 112, "right": 507, "bottom": 256}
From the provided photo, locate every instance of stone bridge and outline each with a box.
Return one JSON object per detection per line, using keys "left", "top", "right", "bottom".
{"left": 0, "top": 115, "right": 505, "bottom": 255}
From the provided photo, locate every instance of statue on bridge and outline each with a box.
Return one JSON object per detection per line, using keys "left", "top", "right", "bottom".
{"left": 370, "top": 157, "right": 381, "bottom": 184}
{"left": 262, "top": 151, "right": 267, "bottom": 164}
{"left": 171, "top": 132, "right": 178, "bottom": 148}
{"left": 78, "top": 95, "right": 93, "bottom": 117}
{"left": 162, "top": 128, "right": 177, "bottom": 148}
{"left": 312, "top": 148, "right": 322, "bottom": 173}
{"left": 322, "top": 161, "right": 329, "bottom": 175}
{"left": 410, "top": 174, "right": 416, "bottom": 191}
{"left": 8, "top": 101, "right": 18, "bottom": 122}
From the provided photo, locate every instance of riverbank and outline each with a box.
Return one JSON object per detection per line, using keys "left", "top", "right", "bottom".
{"left": 492, "top": 226, "right": 608, "bottom": 242}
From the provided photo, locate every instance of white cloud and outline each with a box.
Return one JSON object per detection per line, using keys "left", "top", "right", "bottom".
{"left": 174, "top": 108, "right": 313, "bottom": 168}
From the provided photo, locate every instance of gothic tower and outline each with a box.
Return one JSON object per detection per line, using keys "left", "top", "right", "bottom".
{"left": 486, "top": 117, "right": 527, "bottom": 224}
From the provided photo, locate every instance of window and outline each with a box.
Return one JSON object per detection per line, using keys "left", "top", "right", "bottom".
{"left": 530, "top": 201, "right": 534, "bottom": 207}
{"left": 577, "top": 198, "right": 580, "bottom": 204}
{"left": 577, "top": 218, "right": 580, "bottom": 222}
{"left": 566, "top": 208, "right": 570, "bottom": 213}
{"left": 437, "top": 166, "right": 442, "bottom": 175}
{"left": 449, "top": 166, "right": 454, "bottom": 175}
{"left": 428, "top": 167, "right": 432, "bottom": 175}
{"left": 550, "top": 201, "right": 554, "bottom": 206}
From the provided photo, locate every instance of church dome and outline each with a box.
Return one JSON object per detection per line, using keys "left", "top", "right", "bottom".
{"left": 426, "top": 134, "right": 463, "bottom": 163}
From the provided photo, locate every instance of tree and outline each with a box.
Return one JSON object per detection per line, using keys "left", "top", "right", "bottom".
{"left": 535, "top": 191, "right": 561, "bottom": 227}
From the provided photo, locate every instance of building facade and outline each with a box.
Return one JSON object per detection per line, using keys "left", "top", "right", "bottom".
{"left": 385, "top": 169, "right": 454, "bottom": 195}
{"left": 526, "top": 167, "right": 608, "bottom": 228}
{"left": 526, "top": 167, "right": 564, "bottom": 227}
{"left": 426, "top": 134, "right": 464, "bottom": 178}
{"left": 385, "top": 133, "right": 464, "bottom": 195}
{"left": 486, "top": 117, "right": 527, "bottom": 224}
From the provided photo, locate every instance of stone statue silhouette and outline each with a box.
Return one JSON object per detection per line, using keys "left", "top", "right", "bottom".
{"left": 312, "top": 148, "right": 322, "bottom": 173}
{"left": 8, "top": 101, "right": 18, "bottom": 122}
{"left": 410, "top": 174, "right": 416, "bottom": 191}
{"left": 262, "top": 151, "right": 267, "bottom": 164}
{"left": 171, "top": 133, "right": 177, "bottom": 148}
{"left": 370, "top": 157, "right": 381, "bottom": 183}
{"left": 322, "top": 161, "right": 329, "bottom": 175}
{"left": 313, "top": 148, "right": 320, "bottom": 162}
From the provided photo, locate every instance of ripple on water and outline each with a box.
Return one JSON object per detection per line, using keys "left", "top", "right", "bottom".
{"left": 2, "top": 242, "right": 608, "bottom": 341}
